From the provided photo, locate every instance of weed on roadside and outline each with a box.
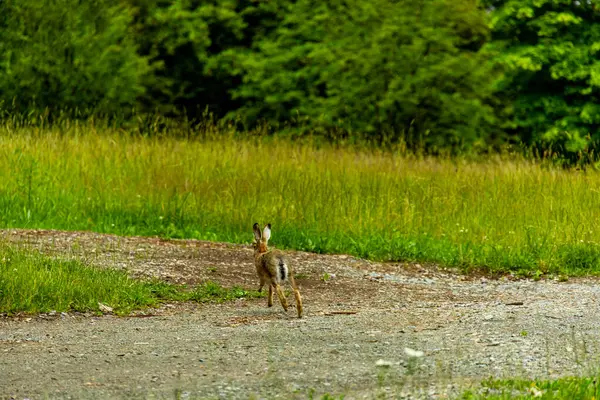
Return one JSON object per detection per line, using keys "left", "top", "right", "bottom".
{"left": 460, "top": 375, "right": 600, "bottom": 399}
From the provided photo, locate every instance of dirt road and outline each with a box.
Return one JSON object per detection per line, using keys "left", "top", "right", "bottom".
{"left": 2, "top": 229, "right": 600, "bottom": 399}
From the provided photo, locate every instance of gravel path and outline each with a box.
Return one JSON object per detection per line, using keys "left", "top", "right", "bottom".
{"left": 2, "top": 229, "right": 600, "bottom": 399}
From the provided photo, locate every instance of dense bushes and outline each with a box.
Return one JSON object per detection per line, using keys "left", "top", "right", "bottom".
{"left": 231, "top": 0, "right": 500, "bottom": 151}
{"left": 0, "top": 0, "right": 151, "bottom": 116}
{"left": 486, "top": 0, "right": 600, "bottom": 160}
{"left": 0, "top": 0, "right": 599, "bottom": 157}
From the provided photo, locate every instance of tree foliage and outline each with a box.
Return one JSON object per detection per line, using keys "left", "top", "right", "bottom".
{"left": 126, "top": 0, "right": 244, "bottom": 115}
{"left": 230, "top": 0, "right": 500, "bottom": 150}
{"left": 487, "top": 0, "right": 600, "bottom": 156}
{"left": 125, "top": 0, "right": 288, "bottom": 116}
{"left": 2, "top": 0, "right": 600, "bottom": 159}
{"left": 0, "top": 0, "right": 151, "bottom": 115}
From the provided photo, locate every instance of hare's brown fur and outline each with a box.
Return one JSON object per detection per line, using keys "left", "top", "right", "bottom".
{"left": 253, "top": 223, "right": 303, "bottom": 318}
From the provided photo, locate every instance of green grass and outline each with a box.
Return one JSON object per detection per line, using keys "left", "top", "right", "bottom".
{"left": 461, "top": 376, "right": 600, "bottom": 399}
{"left": 3, "top": 119, "right": 600, "bottom": 275}
{"left": 0, "top": 244, "right": 263, "bottom": 315}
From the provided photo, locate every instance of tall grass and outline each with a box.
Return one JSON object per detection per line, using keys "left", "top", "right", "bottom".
{"left": 2, "top": 118, "right": 600, "bottom": 275}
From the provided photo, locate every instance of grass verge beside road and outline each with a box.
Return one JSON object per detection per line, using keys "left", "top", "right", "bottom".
{"left": 0, "top": 244, "right": 262, "bottom": 315}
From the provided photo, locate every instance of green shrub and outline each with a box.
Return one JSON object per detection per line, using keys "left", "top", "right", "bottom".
{"left": 230, "top": 0, "right": 501, "bottom": 152}
{"left": 0, "top": 0, "right": 151, "bottom": 116}
{"left": 487, "top": 0, "right": 600, "bottom": 163}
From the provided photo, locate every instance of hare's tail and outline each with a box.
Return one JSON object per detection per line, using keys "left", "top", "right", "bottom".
{"left": 277, "top": 257, "right": 288, "bottom": 283}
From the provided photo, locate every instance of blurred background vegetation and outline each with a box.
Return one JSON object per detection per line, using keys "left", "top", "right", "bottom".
{"left": 1, "top": 0, "right": 600, "bottom": 161}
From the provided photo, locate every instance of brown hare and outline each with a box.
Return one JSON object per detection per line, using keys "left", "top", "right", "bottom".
{"left": 252, "top": 223, "right": 303, "bottom": 318}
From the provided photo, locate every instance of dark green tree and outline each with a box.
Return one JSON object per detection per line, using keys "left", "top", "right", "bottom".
{"left": 486, "top": 0, "right": 600, "bottom": 157}
{"left": 0, "top": 0, "right": 152, "bottom": 116}
{"left": 126, "top": 0, "right": 289, "bottom": 117}
{"left": 230, "top": 0, "right": 501, "bottom": 151}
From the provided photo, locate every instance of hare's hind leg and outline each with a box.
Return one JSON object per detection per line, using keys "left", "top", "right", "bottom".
{"left": 268, "top": 284, "right": 274, "bottom": 307}
{"left": 289, "top": 275, "right": 303, "bottom": 318}
{"left": 273, "top": 283, "right": 289, "bottom": 311}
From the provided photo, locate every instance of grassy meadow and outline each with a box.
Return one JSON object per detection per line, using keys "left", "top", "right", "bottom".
{"left": 2, "top": 120, "right": 600, "bottom": 276}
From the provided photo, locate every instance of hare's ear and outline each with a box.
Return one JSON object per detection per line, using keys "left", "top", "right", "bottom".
{"left": 253, "top": 223, "right": 262, "bottom": 241}
{"left": 262, "top": 223, "right": 272, "bottom": 242}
